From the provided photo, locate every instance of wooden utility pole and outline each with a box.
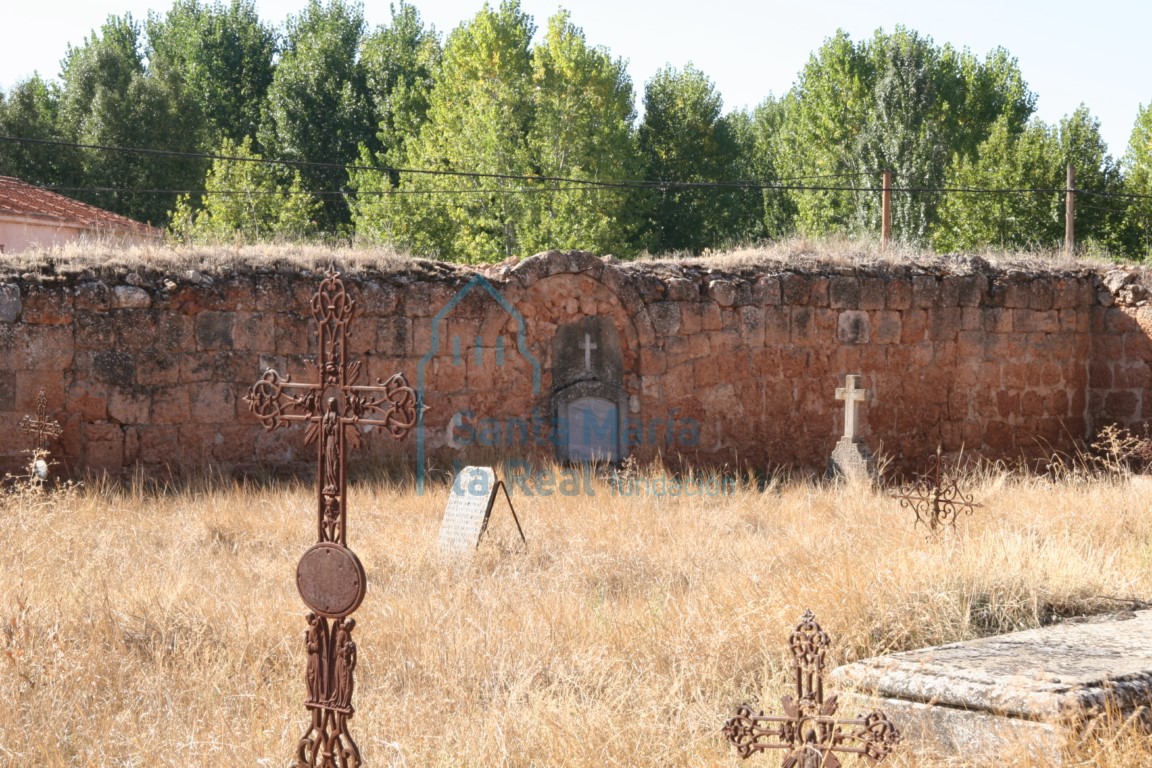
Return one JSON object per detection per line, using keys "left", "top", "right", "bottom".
{"left": 1065, "top": 164, "right": 1075, "bottom": 257}
{"left": 881, "top": 170, "right": 892, "bottom": 250}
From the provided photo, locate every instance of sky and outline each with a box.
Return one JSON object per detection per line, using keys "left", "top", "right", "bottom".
{"left": 1, "top": 0, "right": 1148, "bottom": 159}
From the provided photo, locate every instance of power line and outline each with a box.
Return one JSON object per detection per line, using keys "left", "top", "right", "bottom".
{"left": 7, "top": 133, "right": 1152, "bottom": 200}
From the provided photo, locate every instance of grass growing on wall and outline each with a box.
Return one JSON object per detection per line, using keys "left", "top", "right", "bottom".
{"left": 2, "top": 464, "right": 1151, "bottom": 766}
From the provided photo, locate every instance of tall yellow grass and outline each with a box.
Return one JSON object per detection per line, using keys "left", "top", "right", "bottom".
{"left": 2, "top": 465, "right": 1151, "bottom": 767}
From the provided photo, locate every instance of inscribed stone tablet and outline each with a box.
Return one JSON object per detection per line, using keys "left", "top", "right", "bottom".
{"left": 437, "top": 466, "right": 498, "bottom": 557}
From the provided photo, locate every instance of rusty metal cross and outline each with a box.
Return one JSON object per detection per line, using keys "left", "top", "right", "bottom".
{"left": 246, "top": 268, "right": 419, "bottom": 768}
{"left": 888, "top": 446, "right": 981, "bottom": 534}
{"left": 19, "top": 387, "right": 62, "bottom": 451}
{"left": 723, "top": 611, "right": 901, "bottom": 766}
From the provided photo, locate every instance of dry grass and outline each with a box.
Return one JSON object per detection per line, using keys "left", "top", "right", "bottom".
{"left": 2, "top": 463, "right": 1152, "bottom": 767}
{"left": 0, "top": 234, "right": 1135, "bottom": 282}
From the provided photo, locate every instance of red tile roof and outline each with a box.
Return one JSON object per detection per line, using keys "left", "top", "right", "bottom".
{"left": 0, "top": 176, "right": 162, "bottom": 238}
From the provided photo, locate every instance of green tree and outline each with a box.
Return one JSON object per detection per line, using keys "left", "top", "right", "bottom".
{"left": 773, "top": 31, "right": 871, "bottom": 235}
{"left": 169, "top": 135, "right": 319, "bottom": 241}
{"left": 259, "top": 0, "right": 373, "bottom": 231}
{"left": 352, "top": 0, "right": 535, "bottom": 260}
{"left": 1122, "top": 103, "right": 1152, "bottom": 258}
{"left": 774, "top": 28, "right": 1036, "bottom": 243}
{"left": 1056, "top": 106, "right": 1124, "bottom": 253}
{"left": 59, "top": 14, "right": 205, "bottom": 225}
{"left": 637, "top": 64, "right": 749, "bottom": 253}
{"left": 749, "top": 95, "right": 797, "bottom": 237}
{"left": 360, "top": 1, "right": 441, "bottom": 173}
{"left": 0, "top": 75, "right": 83, "bottom": 187}
{"left": 146, "top": 0, "right": 277, "bottom": 147}
{"left": 519, "top": 10, "right": 638, "bottom": 256}
{"left": 934, "top": 116, "right": 1063, "bottom": 251}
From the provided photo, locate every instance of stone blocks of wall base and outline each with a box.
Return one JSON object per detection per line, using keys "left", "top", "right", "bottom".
{"left": 0, "top": 254, "right": 1143, "bottom": 478}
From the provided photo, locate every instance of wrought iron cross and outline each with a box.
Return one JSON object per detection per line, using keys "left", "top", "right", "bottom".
{"left": 19, "top": 387, "right": 62, "bottom": 451}
{"left": 888, "top": 446, "right": 981, "bottom": 534}
{"left": 246, "top": 269, "right": 419, "bottom": 768}
{"left": 723, "top": 610, "right": 901, "bottom": 766}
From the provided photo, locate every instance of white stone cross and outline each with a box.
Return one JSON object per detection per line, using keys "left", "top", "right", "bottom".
{"left": 835, "top": 374, "right": 868, "bottom": 441}
{"left": 580, "top": 332, "right": 597, "bottom": 372}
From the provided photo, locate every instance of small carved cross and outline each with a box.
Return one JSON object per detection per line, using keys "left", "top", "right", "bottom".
{"left": 835, "top": 375, "right": 868, "bottom": 442}
{"left": 245, "top": 268, "right": 419, "bottom": 768}
{"left": 723, "top": 610, "right": 901, "bottom": 766}
{"left": 20, "top": 387, "right": 62, "bottom": 451}
{"left": 579, "top": 332, "right": 597, "bottom": 372}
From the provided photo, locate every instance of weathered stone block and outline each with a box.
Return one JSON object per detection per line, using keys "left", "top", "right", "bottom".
{"left": 108, "top": 389, "right": 151, "bottom": 425}
{"left": 790, "top": 307, "right": 814, "bottom": 344}
{"left": 829, "top": 276, "right": 860, "bottom": 309}
{"left": 708, "top": 279, "right": 736, "bottom": 307}
{"left": 151, "top": 386, "right": 191, "bottom": 424}
{"left": 677, "top": 304, "right": 702, "bottom": 335}
{"left": 780, "top": 273, "right": 810, "bottom": 305}
{"left": 886, "top": 279, "right": 912, "bottom": 309}
{"left": 901, "top": 309, "right": 927, "bottom": 343}
{"left": 112, "top": 286, "right": 151, "bottom": 310}
{"left": 21, "top": 286, "right": 72, "bottom": 324}
{"left": 753, "top": 275, "right": 781, "bottom": 305}
{"left": 664, "top": 277, "right": 697, "bottom": 302}
{"left": 0, "top": 284, "right": 20, "bottom": 322}
{"left": 912, "top": 275, "right": 940, "bottom": 307}
{"left": 75, "top": 282, "right": 111, "bottom": 311}
{"left": 196, "top": 311, "right": 236, "bottom": 350}
{"left": 837, "top": 311, "right": 870, "bottom": 345}
{"left": 189, "top": 382, "right": 236, "bottom": 423}
{"left": 648, "top": 301, "right": 682, "bottom": 336}
{"left": 83, "top": 421, "right": 124, "bottom": 473}
{"left": 700, "top": 302, "right": 722, "bottom": 331}
{"left": 928, "top": 307, "right": 962, "bottom": 340}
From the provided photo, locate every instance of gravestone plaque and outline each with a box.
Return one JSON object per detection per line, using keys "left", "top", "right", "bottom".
{"left": 567, "top": 396, "right": 619, "bottom": 463}
{"left": 437, "top": 466, "right": 499, "bottom": 556}
{"left": 437, "top": 466, "right": 526, "bottom": 557}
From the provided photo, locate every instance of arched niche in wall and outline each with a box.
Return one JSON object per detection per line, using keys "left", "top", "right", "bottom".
{"left": 552, "top": 316, "right": 626, "bottom": 464}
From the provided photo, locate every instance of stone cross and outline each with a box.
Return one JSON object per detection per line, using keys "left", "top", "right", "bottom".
{"left": 835, "top": 374, "right": 868, "bottom": 442}
{"left": 724, "top": 610, "right": 902, "bottom": 764}
{"left": 20, "top": 387, "right": 62, "bottom": 451}
{"left": 579, "top": 332, "right": 597, "bottom": 372}
{"left": 245, "top": 269, "right": 419, "bottom": 768}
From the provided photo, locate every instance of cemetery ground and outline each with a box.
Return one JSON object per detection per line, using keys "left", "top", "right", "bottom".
{"left": 3, "top": 461, "right": 1152, "bottom": 767}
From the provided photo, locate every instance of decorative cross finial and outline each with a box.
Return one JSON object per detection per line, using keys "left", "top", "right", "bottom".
{"left": 579, "top": 332, "right": 598, "bottom": 373}
{"left": 245, "top": 269, "right": 419, "bottom": 767}
{"left": 723, "top": 610, "right": 902, "bottom": 765}
{"left": 20, "top": 387, "right": 62, "bottom": 451}
{"left": 888, "top": 446, "right": 981, "bottom": 534}
{"left": 835, "top": 375, "right": 868, "bottom": 442}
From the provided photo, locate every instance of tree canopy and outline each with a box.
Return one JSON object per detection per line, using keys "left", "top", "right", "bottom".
{"left": 0, "top": 2, "right": 1146, "bottom": 259}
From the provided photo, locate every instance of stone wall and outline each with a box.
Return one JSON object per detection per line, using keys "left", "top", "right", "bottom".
{"left": 0, "top": 251, "right": 1145, "bottom": 478}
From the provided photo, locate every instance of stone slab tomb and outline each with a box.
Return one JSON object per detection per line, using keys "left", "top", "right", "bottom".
{"left": 831, "top": 610, "right": 1152, "bottom": 762}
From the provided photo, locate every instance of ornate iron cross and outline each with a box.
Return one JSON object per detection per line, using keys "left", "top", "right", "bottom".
{"left": 246, "top": 269, "right": 419, "bottom": 768}
{"left": 20, "top": 387, "right": 62, "bottom": 451}
{"left": 888, "top": 446, "right": 981, "bottom": 534}
{"left": 723, "top": 610, "right": 901, "bottom": 766}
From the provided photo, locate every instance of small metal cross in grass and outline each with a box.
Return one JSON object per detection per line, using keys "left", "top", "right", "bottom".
{"left": 723, "top": 610, "right": 901, "bottom": 766}
{"left": 19, "top": 387, "right": 62, "bottom": 451}
{"left": 888, "top": 446, "right": 981, "bottom": 534}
